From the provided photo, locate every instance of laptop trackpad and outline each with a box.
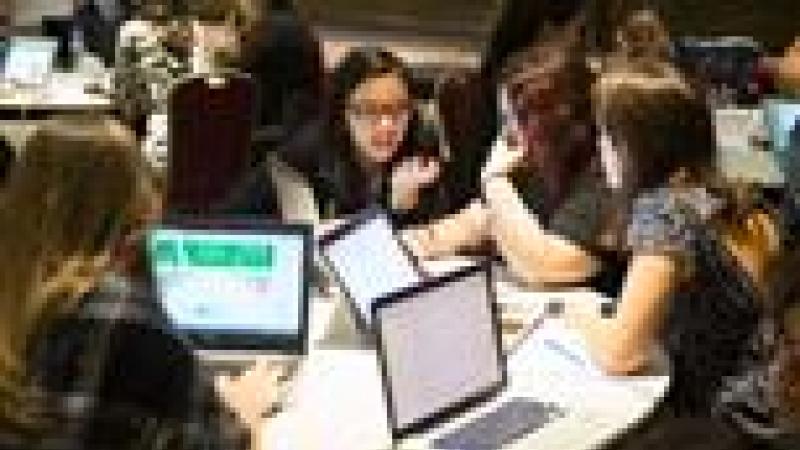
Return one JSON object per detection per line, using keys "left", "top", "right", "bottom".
{"left": 433, "top": 398, "right": 565, "bottom": 450}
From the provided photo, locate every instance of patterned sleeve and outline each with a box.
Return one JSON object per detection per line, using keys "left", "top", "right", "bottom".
{"left": 114, "top": 22, "right": 187, "bottom": 123}
{"left": 114, "top": 23, "right": 153, "bottom": 123}
{"left": 626, "top": 188, "right": 699, "bottom": 257}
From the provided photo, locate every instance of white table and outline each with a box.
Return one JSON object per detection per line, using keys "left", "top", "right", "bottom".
{"left": 260, "top": 270, "right": 670, "bottom": 450}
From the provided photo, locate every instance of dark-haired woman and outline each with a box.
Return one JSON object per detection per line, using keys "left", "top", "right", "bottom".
{"left": 257, "top": 47, "right": 445, "bottom": 226}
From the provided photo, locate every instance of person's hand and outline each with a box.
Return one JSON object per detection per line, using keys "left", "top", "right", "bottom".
{"left": 481, "top": 128, "right": 526, "bottom": 182}
{"left": 401, "top": 227, "right": 431, "bottom": 259}
{"left": 314, "top": 218, "right": 349, "bottom": 240}
{"left": 390, "top": 156, "right": 441, "bottom": 211}
{"left": 215, "top": 360, "right": 287, "bottom": 431}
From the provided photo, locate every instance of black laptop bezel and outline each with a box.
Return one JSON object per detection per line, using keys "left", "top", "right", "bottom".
{"left": 147, "top": 216, "right": 312, "bottom": 354}
{"left": 318, "top": 207, "right": 427, "bottom": 333}
{"left": 371, "top": 262, "right": 508, "bottom": 442}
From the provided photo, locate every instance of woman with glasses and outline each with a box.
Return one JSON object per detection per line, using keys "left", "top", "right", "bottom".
{"left": 286, "top": 47, "right": 445, "bottom": 224}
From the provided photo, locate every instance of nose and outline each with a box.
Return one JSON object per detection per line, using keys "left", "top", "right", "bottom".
{"left": 376, "top": 115, "right": 395, "bottom": 128}
{"left": 373, "top": 115, "right": 399, "bottom": 136}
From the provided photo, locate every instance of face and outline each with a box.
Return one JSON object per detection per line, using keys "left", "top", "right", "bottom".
{"left": 506, "top": 69, "right": 575, "bottom": 169}
{"left": 346, "top": 72, "right": 412, "bottom": 166}
{"left": 193, "top": 18, "right": 240, "bottom": 69}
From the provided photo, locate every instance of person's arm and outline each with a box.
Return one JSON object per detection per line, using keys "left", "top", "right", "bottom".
{"left": 402, "top": 199, "right": 490, "bottom": 259}
{"left": 482, "top": 175, "right": 598, "bottom": 286}
{"left": 113, "top": 22, "right": 151, "bottom": 128}
{"left": 564, "top": 253, "right": 678, "bottom": 375}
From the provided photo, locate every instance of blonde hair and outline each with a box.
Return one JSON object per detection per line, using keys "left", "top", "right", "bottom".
{"left": 0, "top": 118, "right": 151, "bottom": 435}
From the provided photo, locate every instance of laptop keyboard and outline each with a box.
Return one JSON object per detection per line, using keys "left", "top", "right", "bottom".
{"left": 433, "top": 398, "right": 565, "bottom": 450}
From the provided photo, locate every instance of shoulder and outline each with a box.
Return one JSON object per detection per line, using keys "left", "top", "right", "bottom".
{"left": 627, "top": 185, "right": 724, "bottom": 255}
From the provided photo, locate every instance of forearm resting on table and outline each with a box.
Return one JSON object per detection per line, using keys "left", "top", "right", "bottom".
{"left": 567, "top": 254, "right": 676, "bottom": 375}
{"left": 483, "top": 176, "right": 598, "bottom": 286}
{"left": 403, "top": 200, "right": 489, "bottom": 259}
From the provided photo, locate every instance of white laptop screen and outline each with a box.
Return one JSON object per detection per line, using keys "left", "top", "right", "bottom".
{"left": 149, "top": 229, "right": 305, "bottom": 335}
{"left": 375, "top": 267, "right": 502, "bottom": 433}
{"left": 3, "top": 36, "right": 57, "bottom": 82}
{"left": 322, "top": 212, "right": 422, "bottom": 328}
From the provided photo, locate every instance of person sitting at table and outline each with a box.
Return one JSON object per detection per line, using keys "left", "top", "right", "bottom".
{"left": 546, "top": 64, "right": 790, "bottom": 449}
{"left": 431, "top": 0, "right": 598, "bottom": 229}
{"left": 235, "top": 0, "right": 325, "bottom": 137}
{"left": 162, "top": 0, "right": 317, "bottom": 225}
{"left": 234, "top": 47, "right": 446, "bottom": 227}
{"left": 164, "top": 0, "right": 255, "bottom": 215}
{"left": 114, "top": 0, "right": 191, "bottom": 170}
{"left": 313, "top": 47, "right": 445, "bottom": 224}
{"left": 0, "top": 118, "right": 279, "bottom": 450}
{"left": 407, "top": 18, "right": 614, "bottom": 289}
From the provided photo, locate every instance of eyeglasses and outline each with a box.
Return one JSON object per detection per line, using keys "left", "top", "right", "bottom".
{"left": 347, "top": 101, "right": 412, "bottom": 124}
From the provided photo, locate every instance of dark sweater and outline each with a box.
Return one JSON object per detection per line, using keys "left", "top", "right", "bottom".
{"left": 1, "top": 275, "right": 246, "bottom": 450}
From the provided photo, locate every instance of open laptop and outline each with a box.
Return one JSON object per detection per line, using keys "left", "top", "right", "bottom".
{"left": 318, "top": 209, "right": 426, "bottom": 333}
{"left": 147, "top": 218, "right": 311, "bottom": 373}
{"left": 372, "top": 263, "right": 576, "bottom": 450}
{"left": 2, "top": 36, "right": 57, "bottom": 83}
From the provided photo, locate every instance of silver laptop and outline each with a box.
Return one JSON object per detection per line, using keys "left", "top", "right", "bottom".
{"left": 147, "top": 218, "right": 311, "bottom": 375}
{"left": 372, "top": 264, "right": 569, "bottom": 450}
{"left": 318, "top": 209, "right": 426, "bottom": 333}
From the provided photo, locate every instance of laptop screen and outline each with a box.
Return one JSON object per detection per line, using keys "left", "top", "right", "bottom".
{"left": 148, "top": 226, "right": 307, "bottom": 342}
{"left": 3, "top": 36, "right": 57, "bottom": 82}
{"left": 321, "top": 211, "right": 422, "bottom": 329}
{"left": 373, "top": 266, "right": 503, "bottom": 437}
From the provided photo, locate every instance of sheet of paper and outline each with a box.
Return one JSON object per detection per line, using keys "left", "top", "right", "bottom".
{"left": 512, "top": 319, "right": 604, "bottom": 378}
{"left": 263, "top": 350, "right": 390, "bottom": 450}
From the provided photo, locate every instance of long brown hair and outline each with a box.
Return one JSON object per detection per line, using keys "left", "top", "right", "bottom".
{"left": 500, "top": 16, "right": 597, "bottom": 207}
{"left": 591, "top": 63, "right": 747, "bottom": 253}
{"left": 0, "top": 118, "right": 151, "bottom": 436}
{"left": 593, "top": 63, "right": 713, "bottom": 197}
